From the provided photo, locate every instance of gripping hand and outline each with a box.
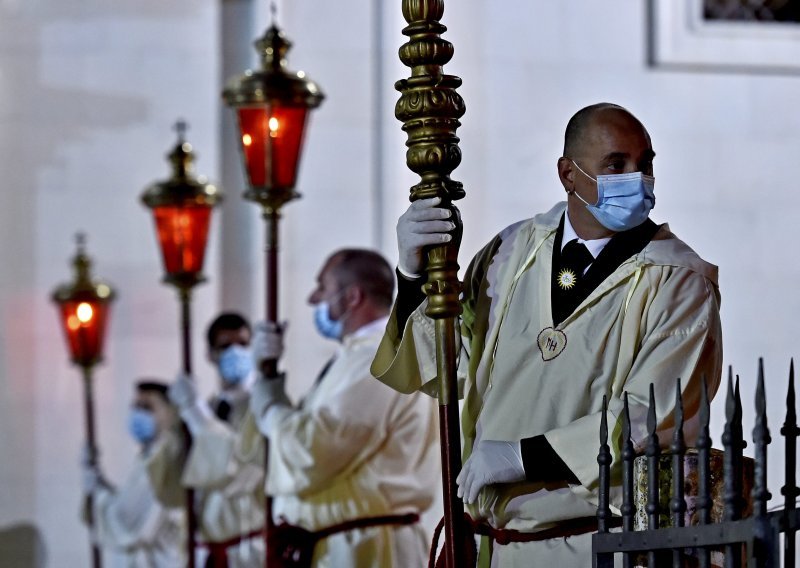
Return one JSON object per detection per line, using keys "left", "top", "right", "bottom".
{"left": 252, "top": 320, "right": 286, "bottom": 372}
{"left": 456, "top": 440, "right": 526, "bottom": 504}
{"left": 396, "top": 197, "right": 455, "bottom": 277}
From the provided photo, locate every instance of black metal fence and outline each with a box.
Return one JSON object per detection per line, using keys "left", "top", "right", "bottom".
{"left": 592, "top": 360, "right": 799, "bottom": 567}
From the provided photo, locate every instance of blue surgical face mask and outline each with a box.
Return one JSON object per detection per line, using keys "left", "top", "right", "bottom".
{"left": 571, "top": 160, "right": 655, "bottom": 232}
{"left": 128, "top": 408, "right": 157, "bottom": 445}
{"left": 313, "top": 302, "right": 345, "bottom": 340}
{"left": 218, "top": 344, "right": 253, "bottom": 385}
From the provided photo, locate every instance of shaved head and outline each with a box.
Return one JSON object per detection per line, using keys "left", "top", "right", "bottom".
{"left": 563, "top": 103, "right": 647, "bottom": 158}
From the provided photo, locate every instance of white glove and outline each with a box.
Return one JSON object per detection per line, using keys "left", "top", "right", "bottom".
{"left": 168, "top": 373, "right": 198, "bottom": 410}
{"left": 396, "top": 197, "right": 455, "bottom": 277}
{"left": 82, "top": 463, "right": 102, "bottom": 493}
{"left": 252, "top": 320, "right": 287, "bottom": 370}
{"left": 80, "top": 446, "right": 111, "bottom": 494}
{"left": 249, "top": 375, "right": 292, "bottom": 436}
{"left": 456, "top": 440, "right": 526, "bottom": 505}
{"left": 169, "top": 373, "right": 212, "bottom": 436}
{"left": 249, "top": 374, "right": 291, "bottom": 417}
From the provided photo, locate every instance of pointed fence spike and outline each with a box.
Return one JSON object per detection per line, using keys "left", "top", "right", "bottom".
{"left": 671, "top": 379, "right": 687, "bottom": 533}
{"left": 645, "top": 383, "right": 661, "bottom": 566}
{"left": 674, "top": 378, "right": 684, "bottom": 432}
{"left": 782, "top": 358, "right": 798, "bottom": 567}
{"left": 723, "top": 369, "right": 739, "bottom": 522}
{"left": 734, "top": 374, "right": 746, "bottom": 451}
{"left": 696, "top": 374, "right": 712, "bottom": 568}
{"left": 600, "top": 394, "right": 608, "bottom": 445}
{"left": 621, "top": 392, "right": 635, "bottom": 538}
{"left": 786, "top": 359, "right": 796, "bottom": 426}
{"left": 753, "top": 358, "right": 771, "bottom": 519}
{"left": 725, "top": 366, "right": 735, "bottom": 423}
{"left": 697, "top": 375, "right": 712, "bottom": 523}
{"left": 647, "top": 383, "right": 657, "bottom": 435}
{"left": 646, "top": 383, "right": 660, "bottom": 532}
{"left": 596, "top": 395, "right": 611, "bottom": 533}
{"left": 735, "top": 374, "right": 743, "bottom": 423}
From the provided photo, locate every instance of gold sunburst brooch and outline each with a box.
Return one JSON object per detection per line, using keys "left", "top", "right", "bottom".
{"left": 557, "top": 268, "right": 578, "bottom": 290}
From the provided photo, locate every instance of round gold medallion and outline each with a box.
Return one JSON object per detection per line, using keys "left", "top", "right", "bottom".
{"left": 557, "top": 268, "right": 578, "bottom": 290}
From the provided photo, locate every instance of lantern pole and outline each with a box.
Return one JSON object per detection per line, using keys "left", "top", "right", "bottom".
{"left": 396, "top": 1, "right": 467, "bottom": 566}
{"left": 51, "top": 234, "right": 115, "bottom": 568}
{"left": 179, "top": 288, "right": 193, "bottom": 375}
{"left": 222, "top": 9, "right": 324, "bottom": 564}
{"left": 176, "top": 286, "right": 198, "bottom": 566}
{"left": 81, "top": 364, "right": 103, "bottom": 568}
{"left": 141, "top": 122, "right": 222, "bottom": 568}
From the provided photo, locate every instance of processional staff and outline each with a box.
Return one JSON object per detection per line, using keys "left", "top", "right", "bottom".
{"left": 140, "top": 123, "right": 222, "bottom": 568}
{"left": 395, "top": 1, "right": 468, "bottom": 566}
{"left": 52, "top": 234, "right": 116, "bottom": 568}
{"left": 222, "top": 5, "right": 324, "bottom": 565}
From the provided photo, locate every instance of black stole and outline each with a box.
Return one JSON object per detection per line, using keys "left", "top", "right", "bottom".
{"left": 550, "top": 214, "right": 660, "bottom": 326}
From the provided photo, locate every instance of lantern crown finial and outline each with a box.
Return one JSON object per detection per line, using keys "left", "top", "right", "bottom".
{"left": 256, "top": 23, "right": 292, "bottom": 71}
{"left": 168, "top": 119, "right": 195, "bottom": 180}
{"left": 141, "top": 122, "right": 222, "bottom": 210}
{"left": 72, "top": 231, "right": 93, "bottom": 285}
{"left": 257, "top": 2, "right": 290, "bottom": 70}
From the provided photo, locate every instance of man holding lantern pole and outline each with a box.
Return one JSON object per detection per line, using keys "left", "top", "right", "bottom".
{"left": 80, "top": 380, "right": 186, "bottom": 567}
{"left": 371, "top": 103, "right": 723, "bottom": 565}
{"left": 146, "top": 313, "right": 266, "bottom": 567}
{"left": 220, "top": 248, "right": 439, "bottom": 567}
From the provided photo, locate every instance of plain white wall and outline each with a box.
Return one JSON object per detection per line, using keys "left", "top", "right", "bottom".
{"left": 1, "top": 0, "right": 798, "bottom": 564}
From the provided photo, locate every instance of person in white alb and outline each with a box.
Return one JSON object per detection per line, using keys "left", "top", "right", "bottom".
{"left": 371, "top": 103, "right": 723, "bottom": 566}
{"left": 147, "top": 313, "right": 266, "bottom": 567}
{"left": 81, "top": 380, "right": 185, "bottom": 567}
{"left": 246, "top": 248, "right": 441, "bottom": 567}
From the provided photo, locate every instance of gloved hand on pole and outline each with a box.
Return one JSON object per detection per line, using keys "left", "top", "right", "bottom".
{"left": 456, "top": 440, "right": 526, "bottom": 504}
{"left": 249, "top": 320, "right": 292, "bottom": 437}
{"left": 168, "top": 373, "right": 212, "bottom": 436}
{"left": 396, "top": 197, "right": 455, "bottom": 278}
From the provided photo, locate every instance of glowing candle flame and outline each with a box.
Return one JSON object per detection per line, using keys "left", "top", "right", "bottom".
{"left": 268, "top": 117, "right": 279, "bottom": 138}
{"left": 242, "top": 133, "right": 252, "bottom": 146}
{"left": 77, "top": 302, "right": 93, "bottom": 324}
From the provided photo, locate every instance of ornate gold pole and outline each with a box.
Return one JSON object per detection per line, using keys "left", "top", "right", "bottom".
{"left": 395, "top": 2, "right": 466, "bottom": 566}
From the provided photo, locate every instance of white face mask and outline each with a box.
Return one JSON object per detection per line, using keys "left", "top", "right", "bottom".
{"left": 571, "top": 160, "right": 656, "bottom": 232}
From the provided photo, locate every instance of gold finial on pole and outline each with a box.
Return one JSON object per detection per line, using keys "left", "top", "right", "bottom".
{"left": 396, "top": 1, "right": 467, "bottom": 566}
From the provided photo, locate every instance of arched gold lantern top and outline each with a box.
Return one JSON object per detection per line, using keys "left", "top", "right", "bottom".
{"left": 51, "top": 234, "right": 116, "bottom": 368}
{"left": 140, "top": 121, "right": 222, "bottom": 209}
{"left": 222, "top": 22, "right": 325, "bottom": 108}
{"left": 51, "top": 233, "right": 115, "bottom": 305}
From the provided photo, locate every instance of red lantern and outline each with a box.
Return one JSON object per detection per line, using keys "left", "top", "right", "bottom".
{"left": 52, "top": 236, "right": 115, "bottom": 368}
{"left": 141, "top": 123, "right": 222, "bottom": 290}
{"left": 223, "top": 23, "right": 324, "bottom": 209}
{"left": 52, "top": 234, "right": 114, "bottom": 567}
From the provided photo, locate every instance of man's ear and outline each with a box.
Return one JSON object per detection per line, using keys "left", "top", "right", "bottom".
{"left": 557, "top": 157, "right": 575, "bottom": 194}
{"left": 345, "top": 285, "right": 364, "bottom": 308}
